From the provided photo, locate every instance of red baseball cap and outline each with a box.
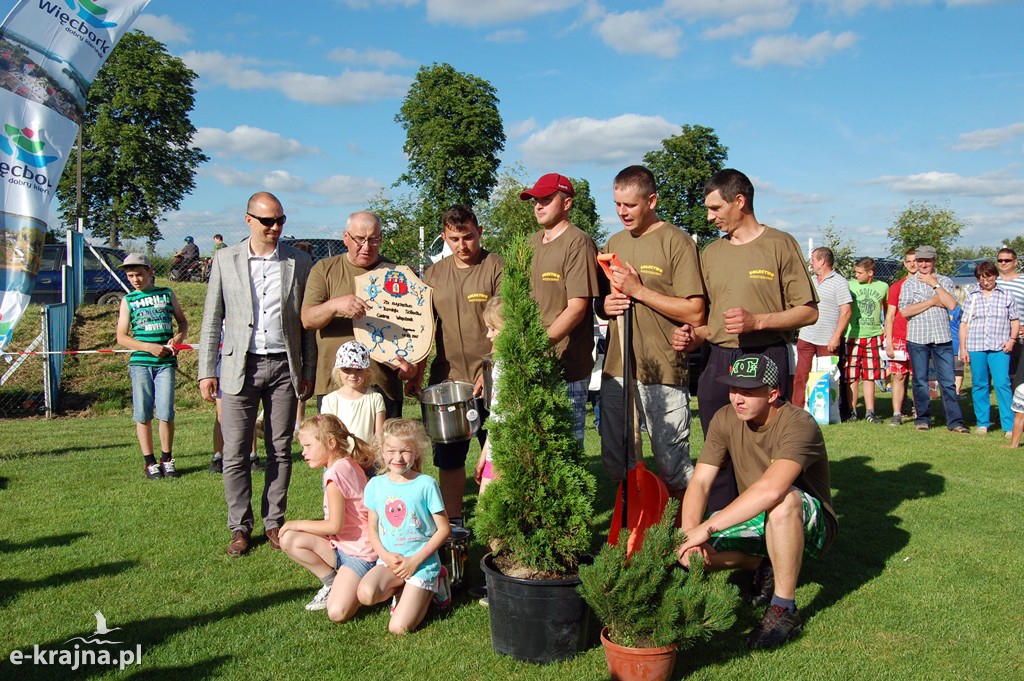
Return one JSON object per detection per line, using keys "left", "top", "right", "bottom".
{"left": 520, "top": 173, "right": 575, "bottom": 200}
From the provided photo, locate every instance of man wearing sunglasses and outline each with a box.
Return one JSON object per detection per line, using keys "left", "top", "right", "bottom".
{"left": 198, "top": 192, "right": 316, "bottom": 557}
{"left": 995, "top": 248, "right": 1024, "bottom": 378}
{"left": 301, "top": 211, "right": 405, "bottom": 418}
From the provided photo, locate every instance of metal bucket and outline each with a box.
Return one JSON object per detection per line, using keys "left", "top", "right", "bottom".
{"left": 439, "top": 525, "right": 471, "bottom": 589}
{"left": 481, "top": 353, "right": 495, "bottom": 409}
{"left": 419, "top": 381, "right": 481, "bottom": 443}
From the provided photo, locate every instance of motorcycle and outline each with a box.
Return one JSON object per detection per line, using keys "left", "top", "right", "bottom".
{"left": 168, "top": 254, "right": 210, "bottom": 282}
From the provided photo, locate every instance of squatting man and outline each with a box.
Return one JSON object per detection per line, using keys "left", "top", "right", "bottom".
{"left": 675, "top": 354, "right": 837, "bottom": 650}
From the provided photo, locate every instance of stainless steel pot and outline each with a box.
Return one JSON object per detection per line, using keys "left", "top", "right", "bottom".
{"left": 419, "top": 381, "right": 481, "bottom": 443}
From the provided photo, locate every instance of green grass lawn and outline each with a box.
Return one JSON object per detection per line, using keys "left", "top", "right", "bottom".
{"left": 2, "top": 395, "right": 1023, "bottom": 680}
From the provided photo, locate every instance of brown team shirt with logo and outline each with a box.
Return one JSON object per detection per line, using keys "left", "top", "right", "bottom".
{"left": 602, "top": 222, "right": 705, "bottom": 385}
{"left": 301, "top": 255, "right": 401, "bottom": 399}
{"left": 702, "top": 226, "right": 818, "bottom": 349}
{"left": 423, "top": 250, "right": 504, "bottom": 385}
{"left": 701, "top": 401, "right": 837, "bottom": 547}
{"left": 529, "top": 224, "right": 599, "bottom": 382}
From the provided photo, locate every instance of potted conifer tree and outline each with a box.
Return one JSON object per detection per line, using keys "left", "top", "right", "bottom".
{"left": 577, "top": 500, "right": 740, "bottom": 681}
{"left": 473, "top": 234, "right": 597, "bottom": 664}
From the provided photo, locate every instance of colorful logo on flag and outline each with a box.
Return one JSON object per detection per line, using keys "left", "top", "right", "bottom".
{"left": 63, "top": 0, "right": 117, "bottom": 29}
{"left": 0, "top": 125, "right": 59, "bottom": 168}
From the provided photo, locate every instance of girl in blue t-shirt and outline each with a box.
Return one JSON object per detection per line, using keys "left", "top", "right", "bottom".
{"left": 357, "top": 419, "right": 451, "bottom": 634}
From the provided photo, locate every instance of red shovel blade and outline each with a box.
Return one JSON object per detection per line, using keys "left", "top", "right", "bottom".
{"left": 608, "top": 461, "right": 670, "bottom": 556}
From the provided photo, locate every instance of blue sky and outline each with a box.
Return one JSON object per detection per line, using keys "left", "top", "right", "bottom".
{"left": 17, "top": 0, "right": 1024, "bottom": 255}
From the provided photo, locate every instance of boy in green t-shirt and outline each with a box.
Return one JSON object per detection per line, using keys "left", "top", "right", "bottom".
{"left": 843, "top": 258, "right": 889, "bottom": 423}
{"left": 115, "top": 254, "right": 188, "bottom": 479}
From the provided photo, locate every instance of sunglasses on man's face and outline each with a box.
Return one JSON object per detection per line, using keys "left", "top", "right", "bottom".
{"left": 998, "top": 259, "right": 1015, "bottom": 264}
{"left": 247, "top": 213, "right": 286, "bottom": 227}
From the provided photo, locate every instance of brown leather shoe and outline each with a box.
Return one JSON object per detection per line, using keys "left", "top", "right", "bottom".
{"left": 227, "top": 530, "right": 250, "bottom": 557}
{"left": 265, "top": 527, "right": 281, "bottom": 551}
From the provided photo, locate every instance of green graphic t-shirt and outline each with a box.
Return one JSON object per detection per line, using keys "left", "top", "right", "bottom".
{"left": 846, "top": 280, "right": 888, "bottom": 339}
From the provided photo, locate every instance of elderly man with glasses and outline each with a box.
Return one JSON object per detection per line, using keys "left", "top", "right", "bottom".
{"left": 301, "top": 211, "right": 409, "bottom": 418}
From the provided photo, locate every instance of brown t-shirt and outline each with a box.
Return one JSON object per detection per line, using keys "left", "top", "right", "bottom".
{"left": 423, "top": 250, "right": 504, "bottom": 384}
{"left": 529, "top": 224, "right": 599, "bottom": 382}
{"left": 702, "top": 226, "right": 818, "bottom": 349}
{"left": 301, "top": 255, "right": 401, "bottom": 399}
{"left": 700, "top": 401, "right": 837, "bottom": 545}
{"left": 602, "top": 223, "right": 705, "bottom": 385}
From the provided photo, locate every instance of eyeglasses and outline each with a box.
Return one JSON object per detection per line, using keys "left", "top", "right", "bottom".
{"left": 998, "top": 259, "right": 1015, "bottom": 263}
{"left": 247, "top": 213, "right": 286, "bottom": 227}
{"left": 346, "top": 232, "right": 382, "bottom": 248}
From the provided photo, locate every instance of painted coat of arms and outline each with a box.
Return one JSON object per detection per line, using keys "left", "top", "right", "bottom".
{"left": 353, "top": 265, "right": 434, "bottom": 367}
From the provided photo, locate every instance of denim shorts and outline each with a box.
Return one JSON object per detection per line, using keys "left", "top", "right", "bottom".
{"left": 129, "top": 364, "right": 176, "bottom": 423}
{"left": 334, "top": 549, "right": 375, "bottom": 577}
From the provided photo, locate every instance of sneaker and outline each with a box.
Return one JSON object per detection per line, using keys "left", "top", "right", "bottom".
{"left": 1005, "top": 431, "right": 1013, "bottom": 440}
{"left": 144, "top": 462, "right": 163, "bottom": 479}
{"left": 975, "top": 427, "right": 988, "bottom": 436}
{"left": 433, "top": 566, "right": 451, "bottom": 608}
{"left": 915, "top": 423, "right": 930, "bottom": 431}
{"left": 843, "top": 412, "right": 859, "bottom": 423}
{"left": 479, "top": 596, "right": 489, "bottom": 608}
{"left": 865, "top": 413, "right": 884, "bottom": 424}
{"left": 208, "top": 456, "right": 223, "bottom": 474}
{"left": 950, "top": 426, "right": 969, "bottom": 434}
{"left": 888, "top": 414, "right": 903, "bottom": 427}
{"left": 747, "top": 561, "right": 775, "bottom": 607}
{"left": 747, "top": 605, "right": 803, "bottom": 649}
{"left": 161, "top": 458, "right": 180, "bottom": 478}
{"left": 250, "top": 456, "right": 264, "bottom": 472}
{"left": 304, "top": 584, "right": 331, "bottom": 611}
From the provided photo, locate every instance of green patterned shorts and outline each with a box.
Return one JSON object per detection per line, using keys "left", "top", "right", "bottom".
{"left": 707, "top": 489, "right": 828, "bottom": 560}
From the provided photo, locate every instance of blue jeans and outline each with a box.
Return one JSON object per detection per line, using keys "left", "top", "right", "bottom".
{"left": 906, "top": 341, "right": 963, "bottom": 429}
{"left": 129, "top": 364, "right": 176, "bottom": 423}
{"left": 969, "top": 350, "right": 1013, "bottom": 431}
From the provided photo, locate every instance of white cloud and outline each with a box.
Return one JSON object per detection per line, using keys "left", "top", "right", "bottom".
{"left": 194, "top": 126, "right": 319, "bottom": 163}
{"left": 311, "top": 175, "right": 386, "bottom": 204}
{"left": 180, "top": 51, "right": 411, "bottom": 105}
{"left": 344, "top": 0, "right": 419, "bottom": 7}
{"left": 595, "top": 11, "right": 682, "bottom": 59}
{"left": 508, "top": 117, "right": 537, "bottom": 139}
{"left": 134, "top": 14, "right": 191, "bottom": 44}
{"left": 203, "top": 165, "right": 258, "bottom": 188}
{"left": 263, "top": 170, "right": 307, "bottom": 193}
{"left": 702, "top": 9, "right": 797, "bottom": 38}
{"left": 326, "top": 47, "right": 416, "bottom": 69}
{"left": 665, "top": 0, "right": 794, "bottom": 19}
{"left": 486, "top": 29, "right": 528, "bottom": 43}
{"left": 520, "top": 114, "right": 678, "bottom": 166}
{"left": 426, "top": 0, "right": 579, "bottom": 26}
{"left": 735, "top": 31, "right": 858, "bottom": 67}
{"left": 953, "top": 122, "right": 1024, "bottom": 151}
{"left": 872, "top": 170, "right": 1024, "bottom": 197}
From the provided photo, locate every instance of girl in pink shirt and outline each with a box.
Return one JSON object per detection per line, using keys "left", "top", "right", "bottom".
{"left": 280, "top": 414, "right": 377, "bottom": 621}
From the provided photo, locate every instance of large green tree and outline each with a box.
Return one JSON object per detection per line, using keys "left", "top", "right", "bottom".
{"left": 56, "top": 31, "right": 208, "bottom": 249}
{"left": 642, "top": 124, "right": 728, "bottom": 244}
{"left": 396, "top": 63, "right": 505, "bottom": 238}
{"left": 887, "top": 201, "right": 965, "bottom": 273}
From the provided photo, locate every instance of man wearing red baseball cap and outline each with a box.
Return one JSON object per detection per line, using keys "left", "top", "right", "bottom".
{"left": 521, "top": 173, "right": 599, "bottom": 441}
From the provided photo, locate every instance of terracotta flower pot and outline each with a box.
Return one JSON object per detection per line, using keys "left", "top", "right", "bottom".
{"left": 601, "top": 627, "right": 677, "bottom": 681}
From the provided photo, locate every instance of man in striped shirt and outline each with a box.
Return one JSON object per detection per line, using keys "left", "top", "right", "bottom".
{"left": 995, "top": 248, "right": 1024, "bottom": 378}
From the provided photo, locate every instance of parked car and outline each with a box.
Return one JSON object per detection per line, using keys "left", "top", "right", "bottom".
{"left": 278, "top": 237, "right": 347, "bottom": 263}
{"left": 950, "top": 258, "right": 986, "bottom": 290}
{"left": 31, "top": 243, "right": 129, "bottom": 305}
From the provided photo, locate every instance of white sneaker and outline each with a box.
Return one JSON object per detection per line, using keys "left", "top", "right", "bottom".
{"left": 304, "top": 584, "right": 331, "bottom": 611}
{"left": 433, "top": 566, "right": 451, "bottom": 608}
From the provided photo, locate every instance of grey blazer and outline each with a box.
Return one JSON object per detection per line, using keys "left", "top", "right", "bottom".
{"left": 198, "top": 240, "right": 316, "bottom": 396}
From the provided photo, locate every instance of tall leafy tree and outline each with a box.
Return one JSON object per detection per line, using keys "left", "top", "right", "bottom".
{"left": 821, "top": 220, "right": 856, "bottom": 276}
{"left": 56, "top": 32, "right": 208, "bottom": 249}
{"left": 642, "top": 124, "right": 728, "bottom": 244}
{"left": 396, "top": 62, "right": 505, "bottom": 237}
{"left": 887, "top": 201, "right": 965, "bottom": 273}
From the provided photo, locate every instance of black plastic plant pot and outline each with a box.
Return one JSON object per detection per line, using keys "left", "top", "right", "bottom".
{"left": 480, "top": 553, "right": 591, "bottom": 664}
